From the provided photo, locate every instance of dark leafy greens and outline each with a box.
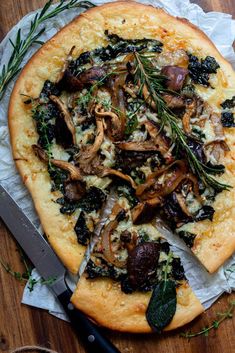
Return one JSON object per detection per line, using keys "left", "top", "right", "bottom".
{"left": 188, "top": 54, "right": 220, "bottom": 86}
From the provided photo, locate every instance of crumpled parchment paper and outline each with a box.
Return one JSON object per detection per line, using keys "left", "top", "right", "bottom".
{"left": 0, "top": 0, "right": 235, "bottom": 322}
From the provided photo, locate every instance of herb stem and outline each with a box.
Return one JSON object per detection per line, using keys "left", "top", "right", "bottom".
{"left": 180, "top": 301, "right": 235, "bottom": 338}
{"left": 0, "top": 0, "right": 95, "bottom": 100}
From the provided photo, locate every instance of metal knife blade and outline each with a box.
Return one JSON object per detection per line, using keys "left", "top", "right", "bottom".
{"left": 0, "top": 183, "right": 121, "bottom": 353}
{"left": 0, "top": 184, "right": 66, "bottom": 296}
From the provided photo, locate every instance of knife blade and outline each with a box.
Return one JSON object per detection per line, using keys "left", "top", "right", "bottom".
{"left": 0, "top": 184, "right": 121, "bottom": 353}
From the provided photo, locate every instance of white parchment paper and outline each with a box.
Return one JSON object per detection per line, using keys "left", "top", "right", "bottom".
{"left": 0, "top": 0, "right": 235, "bottom": 321}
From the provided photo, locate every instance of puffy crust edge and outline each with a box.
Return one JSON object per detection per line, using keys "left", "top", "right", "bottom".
{"left": 71, "top": 275, "right": 204, "bottom": 333}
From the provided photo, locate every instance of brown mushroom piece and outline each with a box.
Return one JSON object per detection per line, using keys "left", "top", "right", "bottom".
{"left": 58, "top": 66, "right": 106, "bottom": 92}
{"left": 101, "top": 205, "right": 127, "bottom": 268}
{"left": 162, "top": 94, "right": 185, "bottom": 109}
{"left": 142, "top": 84, "right": 185, "bottom": 110}
{"left": 161, "top": 66, "right": 188, "bottom": 91}
{"left": 50, "top": 95, "right": 76, "bottom": 147}
{"left": 94, "top": 104, "right": 122, "bottom": 140}
{"left": 77, "top": 116, "right": 104, "bottom": 171}
{"left": 64, "top": 181, "right": 86, "bottom": 202}
{"left": 205, "top": 113, "right": 230, "bottom": 162}
{"left": 182, "top": 99, "right": 196, "bottom": 134}
{"left": 32, "top": 144, "right": 82, "bottom": 181}
{"left": 98, "top": 168, "right": 137, "bottom": 189}
{"left": 116, "top": 141, "right": 161, "bottom": 152}
{"left": 131, "top": 197, "right": 162, "bottom": 224}
{"left": 127, "top": 242, "right": 160, "bottom": 290}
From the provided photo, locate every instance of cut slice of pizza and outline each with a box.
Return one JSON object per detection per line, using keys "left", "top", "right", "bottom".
{"left": 8, "top": 1, "right": 235, "bottom": 332}
{"left": 71, "top": 195, "right": 203, "bottom": 332}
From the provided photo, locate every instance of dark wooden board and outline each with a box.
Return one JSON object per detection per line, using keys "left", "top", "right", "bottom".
{"left": 0, "top": 1, "right": 235, "bottom": 352}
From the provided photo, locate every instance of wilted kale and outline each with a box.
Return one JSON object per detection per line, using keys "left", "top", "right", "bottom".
{"left": 74, "top": 211, "right": 92, "bottom": 245}
{"left": 178, "top": 230, "right": 196, "bottom": 248}
{"left": 77, "top": 186, "right": 106, "bottom": 212}
{"left": 188, "top": 54, "right": 220, "bottom": 86}
{"left": 221, "top": 96, "right": 235, "bottom": 109}
{"left": 86, "top": 259, "right": 126, "bottom": 281}
{"left": 39, "top": 80, "right": 61, "bottom": 100}
{"left": 117, "top": 184, "right": 138, "bottom": 208}
{"left": 69, "top": 33, "right": 163, "bottom": 75}
{"left": 171, "top": 258, "right": 186, "bottom": 280}
{"left": 221, "top": 112, "right": 235, "bottom": 127}
{"left": 48, "top": 166, "right": 68, "bottom": 192}
{"left": 32, "top": 102, "right": 60, "bottom": 150}
{"left": 56, "top": 197, "right": 76, "bottom": 214}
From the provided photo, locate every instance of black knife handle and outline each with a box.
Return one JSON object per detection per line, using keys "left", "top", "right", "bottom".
{"left": 58, "top": 289, "right": 121, "bottom": 353}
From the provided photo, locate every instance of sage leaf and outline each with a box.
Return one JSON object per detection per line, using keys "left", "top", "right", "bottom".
{"left": 146, "top": 279, "right": 177, "bottom": 332}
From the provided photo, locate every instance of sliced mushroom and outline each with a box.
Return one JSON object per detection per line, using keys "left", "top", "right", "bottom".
{"left": 94, "top": 104, "right": 122, "bottom": 140}
{"left": 143, "top": 120, "right": 170, "bottom": 155}
{"left": 116, "top": 141, "right": 161, "bottom": 152}
{"left": 182, "top": 99, "right": 196, "bottom": 134}
{"left": 98, "top": 168, "right": 137, "bottom": 189}
{"left": 77, "top": 116, "right": 104, "bottom": 170}
{"left": 50, "top": 95, "right": 76, "bottom": 146}
{"left": 32, "top": 144, "right": 82, "bottom": 181}
{"left": 162, "top": 94, "right": 185, "bottom": 109}
{"left": 58, "top": 66, "right": 106, "bottom": 93}
{"left": 101, "top": 204, "right": 127, "bottom": 268}
{"left": 131, "top": 197, "right": 162, "bottom": 224}
{"left": 204, "top": 113, "right": 230, "bottom": 162}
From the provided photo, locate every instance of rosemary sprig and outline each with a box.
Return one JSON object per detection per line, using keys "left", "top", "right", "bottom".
{"left": 180, "top": 300, "right": 235, "bottom": 338}
{"left": 133, "top": 52, "right": 231, "bottom": 192}
{"left": 0, "top": 0, "right": 95, "bottom": 100}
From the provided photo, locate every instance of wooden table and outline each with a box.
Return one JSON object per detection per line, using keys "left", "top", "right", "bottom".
{"left": 0, "top": 1, "right": 235, "bottom": 352}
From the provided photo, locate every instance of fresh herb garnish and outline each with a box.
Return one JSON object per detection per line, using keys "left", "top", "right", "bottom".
{"left": 0, "top": 0, "right": 95, "bottom": 100}
{"left": 133, "top": 52, "right": 231, "bottom": 192}
{"left": 146, "top": 251, "right": 177, "bottom": 332}
{"left": 0, "top": 248, "right": 56, "bottom": 292}
{"left": 180, "top": 300, "right": 235, "bottom": 338}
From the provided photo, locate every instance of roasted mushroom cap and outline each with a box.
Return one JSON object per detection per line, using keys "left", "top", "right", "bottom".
{"left": 161, "top": 66, "right": 188, "bottom": 91}
{"left": 127, "top": 242, "right": 160, "bottom": 290}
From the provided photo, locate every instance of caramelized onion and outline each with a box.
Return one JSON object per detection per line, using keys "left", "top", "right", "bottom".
{"left": 101, "top": 204, "right": 127, "bottom": 268}
{"left": 136, "top": 160, "right": 187, "bottom": 197}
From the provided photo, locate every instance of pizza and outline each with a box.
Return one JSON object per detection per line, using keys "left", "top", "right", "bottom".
{"left": 8, "top": 1, "right": 235, "bottom": 332}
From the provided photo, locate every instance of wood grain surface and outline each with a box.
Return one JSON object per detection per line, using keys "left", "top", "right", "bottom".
{"left": 0, "top": 1, "right": 235, "bottom": 353}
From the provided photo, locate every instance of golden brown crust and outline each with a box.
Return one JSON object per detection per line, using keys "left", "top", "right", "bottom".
{"left": 71, "top": 275, "right": 204, "bottom": 333}
{"left": 8, "top": 0, "right": 235, "bottom": 332}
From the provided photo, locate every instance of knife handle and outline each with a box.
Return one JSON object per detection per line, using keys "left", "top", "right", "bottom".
{"left": 58, "top": 289, "right": 121, "bottom": 353}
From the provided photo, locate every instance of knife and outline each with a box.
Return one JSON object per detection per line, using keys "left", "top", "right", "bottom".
{"left": 0, "top": 184, "right": 121, "bottom": 353}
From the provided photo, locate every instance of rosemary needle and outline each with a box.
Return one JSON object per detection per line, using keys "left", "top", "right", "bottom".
{"left": 0, "top": 0, "right": 95, "bottom": 100}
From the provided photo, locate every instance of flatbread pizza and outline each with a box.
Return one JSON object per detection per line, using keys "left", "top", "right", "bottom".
{"left": 8, "top": 1, "right": 235, "bottom": 332}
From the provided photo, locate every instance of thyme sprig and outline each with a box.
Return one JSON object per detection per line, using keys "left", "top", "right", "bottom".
{"left": 180, "top": 300, "right": 235, "bottom": 338}
{"left": 0, "top": 248, "right": 56, "bottom": 292}
{"left": 0, "top": 0, "right": 95, "bottom": 100}
{"left": 133, "top": 52, "right": 231, "bottom": 192}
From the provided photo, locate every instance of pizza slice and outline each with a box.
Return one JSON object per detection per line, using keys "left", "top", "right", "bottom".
{"left": 8, "top": 1, "right": 235, "bottom": 331}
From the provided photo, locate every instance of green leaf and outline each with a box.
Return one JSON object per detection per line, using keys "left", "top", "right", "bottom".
{"left": 146, "top": 279, "right": 177, "bottom": 332}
